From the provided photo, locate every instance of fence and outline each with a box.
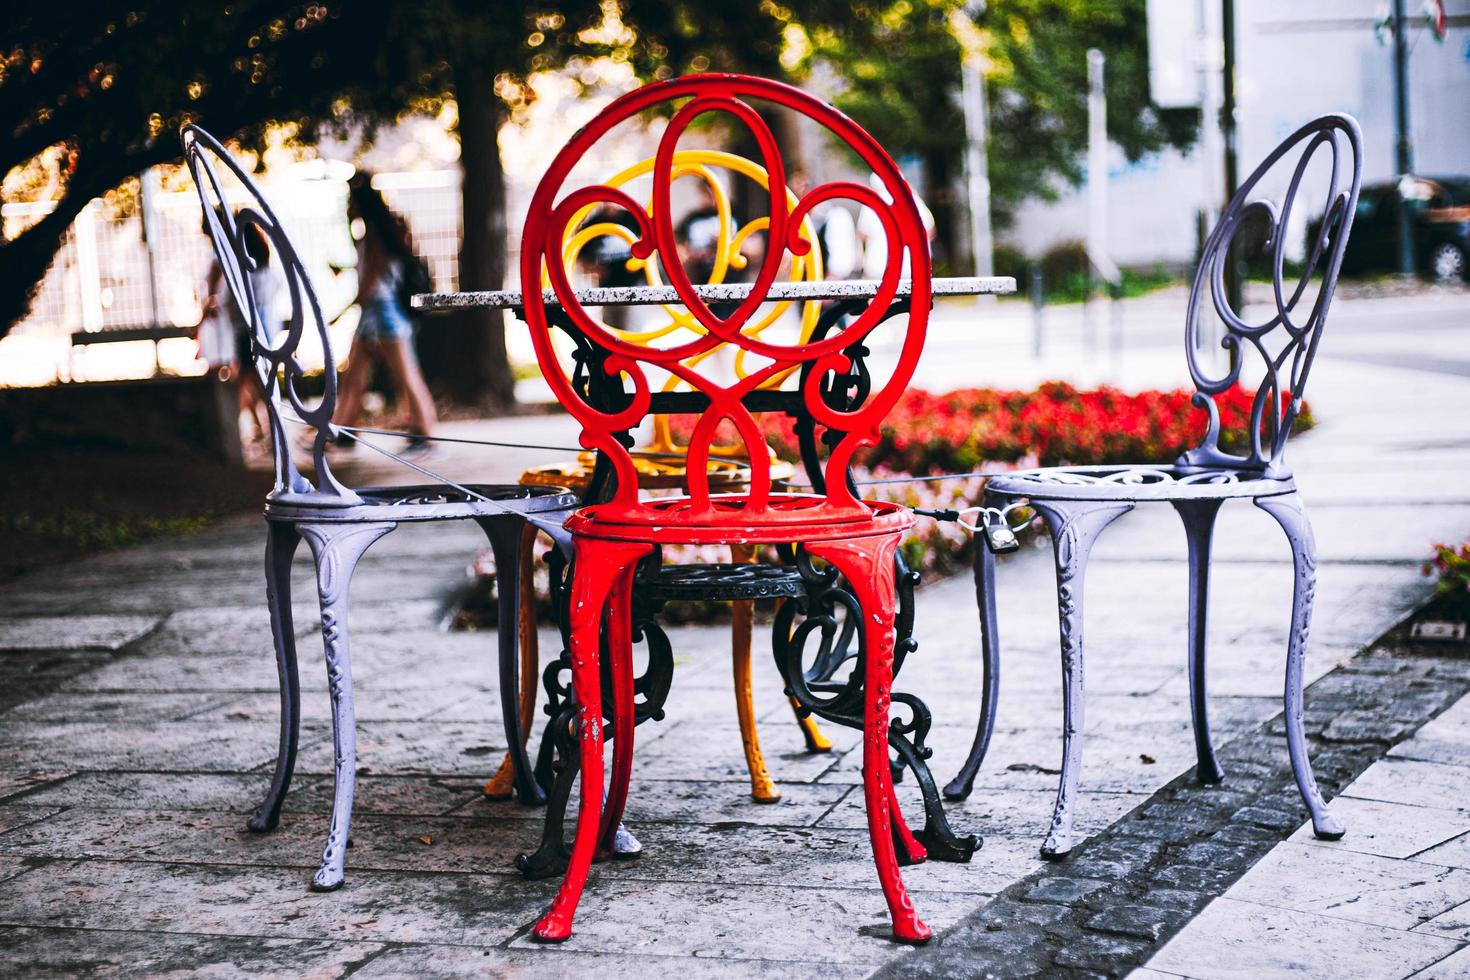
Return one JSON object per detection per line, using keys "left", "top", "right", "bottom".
{"left": 2, "top": 166, "right": 469, "bottom": 379}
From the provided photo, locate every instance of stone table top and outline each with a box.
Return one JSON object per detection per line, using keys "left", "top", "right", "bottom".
{"left": 411, "top": 275, "right": 1016, "bottom": 311}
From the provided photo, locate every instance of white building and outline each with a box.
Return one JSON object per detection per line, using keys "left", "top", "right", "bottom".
{"left": 1002, "top": 0, "right": 1470, "bottom": 268}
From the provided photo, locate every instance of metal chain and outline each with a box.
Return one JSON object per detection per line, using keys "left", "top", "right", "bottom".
{"left": 913, "top": 501, "right": 1034, "bottom": 535}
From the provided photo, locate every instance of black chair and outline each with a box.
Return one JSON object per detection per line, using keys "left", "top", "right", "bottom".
{"left": 181, "top": 125, "right": 577, "bottom": 891}
{"left": 944, "top": 114, "right": 1364, "bottom": 859}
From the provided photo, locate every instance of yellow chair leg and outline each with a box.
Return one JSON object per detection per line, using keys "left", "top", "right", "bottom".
{"left": 771, "top": 597, "right": 833, "bottom": 754}
{"left": 731, "top": 544, "right": 780, "bottom": 803}
{"left": 485, "top": 523, "right": 543, "bottom": 799}
{"left": 791, "top": 694, "right": 833, "bottom": 753}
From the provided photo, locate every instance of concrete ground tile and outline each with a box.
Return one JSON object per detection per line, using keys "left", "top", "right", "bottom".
{"left": 0, "top": 926, "right": 383, "bottom": 979}
{"left": 3, "top": 692, "right": 241, "bottom": 724}
{"left": 563, "top": 777, "right": 852, "bottom": 828}
{"left": 0, "top": 615, "right": 160, "bottom": 652}
{"left": 1287, "top": 796, "right": 1470, "bottom": 860}
{"left": 0, "top": 856, "right": 36, "bottom": 884}
{"left": 352, "top": 944, "right": 871, "bottom": 980}
{"left": 1388, "top": 736, "right": 1470, "bottom": 770}
{"left": 0, "top": 770, "right": 72, "bottom": 802}
{"left": 1410, "top": 944, "right": 1470, "bottom": 979}
{"left": 608, "top": 821, "right": 1008, "bottom": 894}
{"left": 623, "top": 720, "right": 847, "bottom": 784}
{"left": 1411, "top": 832, "right": 1470, "bottom": 872}
{"left": 59, "top": 654, "right": 279, "bottom": 694}
{"left": 1417, "top": 899, "right": 1470, "bottom": 943}
{"left": 819, "top": 785, "right": 1135, "bottom": 857}
{"left": 286, "top": 721, "right": 513, "bottom": 777}
{"left": 0, "top": 720, "right": 285, "bottom": 772}
{"left": 0, "top": 859, "right": 551, "bottom": 946}
{"left": 0, "top": 807, "right": 533, "bottom": 878}
{"left": 1409, "top": 697, "right": 1470, "bottom": 743}
{"left": 504, "top": 879, "right": 982, "bottom": 964}
{"left": 13, "top": 772, "right": 484, "bottom": 818}
{"left": 0, "top": 805, "right": 61, "bottom": 834}
{"left": 1344, "top": 759, "right": 1470, "bottom": 810}
{"left": 1145, "top": 897, "right": 1458, "bottom": 979}
{"left": 1227, "top": 843, "right": 1470, "bottom": 932}
{"left": 208, "top": 686, "right": 486, "bottom": 725}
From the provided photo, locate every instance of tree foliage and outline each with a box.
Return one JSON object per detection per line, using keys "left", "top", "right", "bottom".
{"left": 808, "top": 0, "right": 1197, "bottom": 261}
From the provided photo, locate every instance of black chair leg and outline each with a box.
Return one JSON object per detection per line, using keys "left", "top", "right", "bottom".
{"left": 1173, "top": 499, "right": 1226, "bottom": 785}
{"left": 249, "top": 519, "right": 303, "bottom": 833}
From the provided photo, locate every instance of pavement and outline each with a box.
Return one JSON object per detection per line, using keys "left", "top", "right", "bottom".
{"left": 0, "top": 287, "right": 1468, "bottom": 977}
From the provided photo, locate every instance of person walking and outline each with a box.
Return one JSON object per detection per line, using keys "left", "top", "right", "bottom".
{"left": 197, "top": 212, "right": 280, "bottom": 447}
{"left": 332, "top": 174, "right": 437, "bottom": 456}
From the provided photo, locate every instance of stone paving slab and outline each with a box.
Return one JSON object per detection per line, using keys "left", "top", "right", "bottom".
{"left": 0, "top": 928, "right": 385, "bottom": 980}
{"left": 0, "top": 615, "right": 160, "bottom": 652}
{"left": 1143, "top": 898, "right": 1460, "bottom": 979}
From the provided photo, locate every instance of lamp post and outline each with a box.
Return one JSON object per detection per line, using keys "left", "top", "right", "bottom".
{"left": 1391, "top": 0, "right": 1417, "bottom": 276}
{"left": 956, "top": 2, "right": 994, "bottom": 300}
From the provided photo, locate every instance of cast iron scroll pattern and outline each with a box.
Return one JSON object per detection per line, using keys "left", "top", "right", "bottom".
{"left": 774, "top": 548, "right": 980, "bottom": 862}
{"left": 520, "top": 74, "right": 931, "bottom": 526}
{"left": 1180, "top": 114, "right": 1362, "bottom": 479}
{"left": 181, "top": 125, "right": 356, "bottom": 504}
{"left": 1006, "top": 468, "right": 1246, "bottom": 489}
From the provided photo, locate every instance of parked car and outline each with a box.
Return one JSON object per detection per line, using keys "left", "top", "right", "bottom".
{"left": 1311, "top": 175, "right": 1470, "bottom": 282}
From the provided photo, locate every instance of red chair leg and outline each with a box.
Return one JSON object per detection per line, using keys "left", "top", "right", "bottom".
{"left": 806, "top": 533, "right": 931, "bottom": 945}
{"left": 598, "top": 564, "right": 638, "bottom": 856}
{"left": 533, "top": 536, "right": 652, "bottom": 943}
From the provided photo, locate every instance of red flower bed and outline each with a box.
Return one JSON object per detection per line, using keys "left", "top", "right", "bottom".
{"left": 671, "top": 381, "right": 1311, "bottom": 474}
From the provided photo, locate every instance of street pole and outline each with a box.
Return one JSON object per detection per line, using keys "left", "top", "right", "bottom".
{"left": 958, "top": 2, "right": 994, "bottom": 303}
{"left": 1392, "top": 0, "right": 1417, "bottom": 276}
{"left": 961, "top": 60, "right": 994, "bottom": 285}
{"left": 1086, "top": 49, "right": 1120, "bottom": 363}
{"left": 1221, "top": 0, "right": 1241, "bottom": 311}
{"left": 1196, "top": 0, "right": 1225, "bottom": 354}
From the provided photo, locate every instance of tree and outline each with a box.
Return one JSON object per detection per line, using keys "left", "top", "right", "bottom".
{"left": 0, "top": 1, "right": 609, "bottom": 411}
{"left": 806, "top": 0, "right": 1198, "bottom": 267}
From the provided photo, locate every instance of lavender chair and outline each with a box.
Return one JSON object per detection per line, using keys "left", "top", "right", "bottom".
{"left": 945, "top": 114, "right": 1364, "bottom": 859}
{"left": 181, "top": 125, "right": 577, "bottom": 890}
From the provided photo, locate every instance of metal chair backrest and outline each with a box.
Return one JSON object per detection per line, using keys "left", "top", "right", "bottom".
{"left": 1181, "top": 113, "right": 1363, "bottom": 478}
{"left": 520, "top": 74, "right": 931, "bottom": 527}
{"left": 181, "top": 124, "right": 358, "bottom": 505}
{"left": 553, "top": 148, "right": 826, "bottom": 465}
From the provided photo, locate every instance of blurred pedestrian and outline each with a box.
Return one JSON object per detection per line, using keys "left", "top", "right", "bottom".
{"left": 332, "top": 174, "right": 437, "bottom": 456}
{"left": 197, "top": 211, "right": 280, "bottom": 445}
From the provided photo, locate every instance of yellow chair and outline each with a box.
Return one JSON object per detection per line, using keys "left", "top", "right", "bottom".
{"left": 487, "top": 150, "right": 831, "bottom": 804}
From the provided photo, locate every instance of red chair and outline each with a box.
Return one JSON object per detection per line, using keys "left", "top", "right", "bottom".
{"left": 520, "top": 74, "right": 936, "bottom": 944}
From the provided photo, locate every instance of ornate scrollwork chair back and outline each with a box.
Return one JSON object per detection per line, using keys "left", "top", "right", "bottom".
{"left": 181, "top": 124, "right": 356, "bottom": 505}
{"left": 496, "top": 147, "right": 837, "bottom": 809}
{"left": 519, "top": 148, "right": 828, "bottom": 491}
{"left": 521, "top": 74, "right": 931, "bottom": 528}
{"left": 1180, "top": 113, "right": 1363, "bottom": 478}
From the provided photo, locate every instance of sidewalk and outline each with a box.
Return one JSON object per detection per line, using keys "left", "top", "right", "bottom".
{"left": 0, "top": 291, "right": 1468, "bottom": 976}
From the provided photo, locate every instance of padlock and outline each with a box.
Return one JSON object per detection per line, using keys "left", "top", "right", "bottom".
{"left": 981, "top": 517, "right": 1021, "bottom": 555}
